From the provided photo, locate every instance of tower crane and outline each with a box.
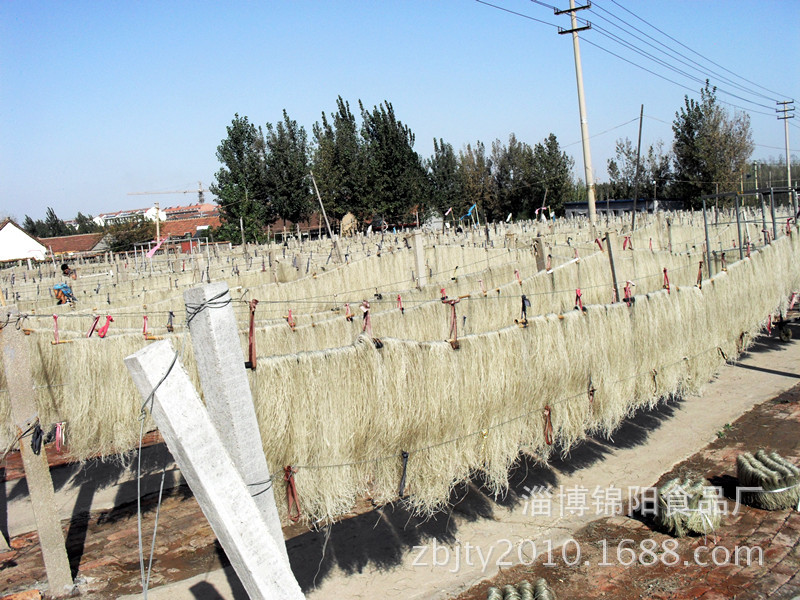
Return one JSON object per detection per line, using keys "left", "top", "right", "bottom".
{"left": 128, "top": 181, "right": 212, "bottom": 204}
{"left": 127, "top": 181, "right": 214, "bottom": 240}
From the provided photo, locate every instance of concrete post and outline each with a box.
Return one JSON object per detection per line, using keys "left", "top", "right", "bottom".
{"left": 409, "top": 232, "right": 427, "bottom": 288}
{"left": 533, "top": 238, "right": 547, "bottom": 272}
{"left": 2, "top": 307, "right": 73, "bottom": 596}
{"left": 124, "top": 341, "right": 304, "bottom": 600}
{"left": 183, "top": 282, "right": 289, "bottom": 565}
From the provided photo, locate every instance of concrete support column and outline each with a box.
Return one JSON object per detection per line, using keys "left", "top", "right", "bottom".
{"left": 2, "top": 307, "right": 73, "bottom": 596}
{"left": 124, "top": 341, "right": 304, "bottom": 600}
{"left": 183, "top": 282, "right": 289, "bottom": 565}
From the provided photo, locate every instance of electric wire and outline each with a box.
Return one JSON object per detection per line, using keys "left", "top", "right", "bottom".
{"left": 589, "top": 0, "right": 781, "bottom": 104}
{"left": 603, "top": 0, "right": 792, "bottom": 101}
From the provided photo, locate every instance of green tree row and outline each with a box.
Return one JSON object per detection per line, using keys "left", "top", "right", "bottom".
{"left": 23, "top": 209, "right": 101, "bottom": 238}
{"left": 211, "top": 97, "right": 576, "bottom": 241}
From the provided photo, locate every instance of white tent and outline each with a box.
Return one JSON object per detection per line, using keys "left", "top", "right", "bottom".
{"left": 0, "top": 219, "right": 47, "bottom": 262}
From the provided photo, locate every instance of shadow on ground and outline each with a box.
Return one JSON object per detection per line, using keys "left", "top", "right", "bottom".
{"left": 283, "top": 393, "right": 686, "bottom": 592}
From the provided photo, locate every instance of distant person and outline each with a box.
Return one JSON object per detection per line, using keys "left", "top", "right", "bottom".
{"left": 61, "top": 263, "right": 77, "bottom": 279}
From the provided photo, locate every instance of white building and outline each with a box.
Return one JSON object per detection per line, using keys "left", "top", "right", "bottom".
{"left": 93, "top": 206, "right": 167, "bottom": 228}
{"left": 0, "top": 219, "right": 47, "bottom": 262}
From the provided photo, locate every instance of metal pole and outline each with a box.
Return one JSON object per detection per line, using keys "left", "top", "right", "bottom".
{"left": 734, "top": 194, "right": 744, "bottom": 260}
{"left": 702, "top": 197, "right": 713, "bottom": 278}
{"left": 759, "top": 192, "right": 768, "bottom": 245}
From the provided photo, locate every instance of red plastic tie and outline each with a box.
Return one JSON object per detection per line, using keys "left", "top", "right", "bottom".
{"left": 546, "top": 255, "right": 552, "bottom": 271}
{"left": 624, "top": 280, "right": 636, "bottom": 306}
{"left": 442, "top": 296, "right": 460, "bottom": 344}
{"left": 344, "top": 303, "right": 353, "bottom": 322}
{"left": 397, "top": 294, "right": 404, "bottom": 314}
{"left": 767, "top": 314, "right": 772, "bottom": 335}
{"left": 595, "top": 238, "right": 604, "bottom": 251}
{"left": 284, "top": 466, "right": 301, "bottom": 523}
{"left": 52, "top": 314, "right": 60, "bottom": 344}
{"left": 649, "top": 237, "right": 653, "bottom": 251}
{"left": 543, "top": 405, "right": 554, "bottom": 445}
{"left": 286, "top": 309, "right": 296, "bottom": 330}
{"left": 574, "top": 289, "right": 583, "bottom": 311}
{"left": 663, "top": 268, "right": 670, "bottom": 293}
{"left": 515, "top": 269, "right": 522, "bottom": 285}
{"left": 143, "top": 315, "right": 149, "bottom": 337}
{"left": 623, "top": 236, "right": 631, "bottom": 250}
{"left": 97, "top": 316, "right": 113, "bottom": 338}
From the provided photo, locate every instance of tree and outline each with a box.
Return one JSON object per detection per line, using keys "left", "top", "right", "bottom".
{"left": 530, "top": 134, "right": 574, "bottom": 216}
{"left": 107, "top": 217, "right": 156, "bottom": 252}
{"left": 210, "top": 114, "right": 274, "bottom": 243}
{"left": 490, "top": 134, "right": 536, "bottom": 221}
{"left": 23, "top": 208, "right": 69, "bottom": 237}
{"left": 359, "top": 100, "right": 426, "bottom": 223}
{"left": 74, "top": 212, "right": 100, "bottom": 234}
{"left": 458, "top": 141, "right": 493, "bottom": 222}
{"left": 312, "top": 97, "right": 366, "bottom": 221}
{"left": 607, "top": 137, "right": 672, "bottom": 200}
{"left": 265, "top": 110, "right": 313, "bottom": 225}
{"left": 426, "top": 138, "right": 461, "bottom": 227}
{"left": 23, "top": 215, "right": 41, "bottom": 236}
{"left": 672, "top": 82, "right": 754, "bottom": 207}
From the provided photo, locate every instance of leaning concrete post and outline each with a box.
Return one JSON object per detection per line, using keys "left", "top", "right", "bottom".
{"left": 124, "top": 340, "right": 304, "bottom": 600}
{"left": 183, "top": 282, "right": 289, "bottom": 564}
{"left": 2, "top": 306, "right": 73, "bottom": 596}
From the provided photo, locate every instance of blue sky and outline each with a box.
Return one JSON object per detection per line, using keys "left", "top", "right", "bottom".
{"left": 2, "top": 0, "right": 798, "bottom": 222}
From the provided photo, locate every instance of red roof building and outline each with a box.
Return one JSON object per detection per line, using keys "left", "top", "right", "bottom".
{"left": 40, "top": 233, "right": 110, "bottom": 255}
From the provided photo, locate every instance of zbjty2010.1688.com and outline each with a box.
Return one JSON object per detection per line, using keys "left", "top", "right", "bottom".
{"left": 411, "top": 538, "right": 763, "bottom": 573}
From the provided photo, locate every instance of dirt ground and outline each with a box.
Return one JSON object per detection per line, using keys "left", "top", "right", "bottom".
{"left": 2, "top": 369, "right": 800, "bottom": 599}
{"left": 452, "top": 385, "right": 800, "bottom": 600}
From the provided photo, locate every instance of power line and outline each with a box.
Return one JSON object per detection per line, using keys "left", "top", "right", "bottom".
{"left": 526, "top": 1, "right": 788, "bottom": 117}
{"left": 475, "top": 0, "right": 559, "bottom": 29}
{"left": 603, "top": 0, "right": 791, "bottom": 101}
{"left": 578, "top": 37, "right": 776, "bottom": 118}
{"left": 589, "top": 0, "right": 781, "bottom": 105}
{"left": 584, "top": 20, "right": 776, "bottom": 112}
{"left": 563, "top": 116, "right": 639, "bottom": 147}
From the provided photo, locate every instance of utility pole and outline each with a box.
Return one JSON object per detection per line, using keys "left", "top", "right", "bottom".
{"left": 631, "top": 104, "right": 644, "bottom": 231}
{"left": 556, "top": 0, "right": 597, "bottom": 224}
{"left": 777, "top": 100, "right": 795, "bottom": 216}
